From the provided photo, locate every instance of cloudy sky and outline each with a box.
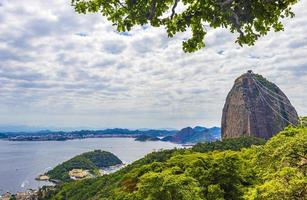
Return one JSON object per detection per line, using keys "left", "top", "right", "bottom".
{"left": 0, "top": 0, "right": 306, "bottom": 130}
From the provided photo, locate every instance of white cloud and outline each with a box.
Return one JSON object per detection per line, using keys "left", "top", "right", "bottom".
{"left": 0, "top": 0, "right": 306, "bottom": 129}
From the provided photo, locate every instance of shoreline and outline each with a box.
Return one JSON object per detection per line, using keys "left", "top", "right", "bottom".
{"left": 0, "top": 138, "right": 182, "bottom": 195}
{"left": 2, "top": 163, "right": 128, "bottom": 198}
{"left": 1, "top": 135, "right": 139, "bottom": 142}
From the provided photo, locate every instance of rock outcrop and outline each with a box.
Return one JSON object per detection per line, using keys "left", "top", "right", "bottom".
{"left": 222, "top": 72, "right": 299, "bottom": 139}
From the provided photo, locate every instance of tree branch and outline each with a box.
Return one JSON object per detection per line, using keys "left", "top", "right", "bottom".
{"left": 231, "top": 10, "right": 243, "bottom": 36}
{"left": 220, "top": 0, "right": 234, "bottom": 7}
{"left": 171, "top": 0, "right": 179, "bottom": 19}
{"left": 217, "top": 1, "right": 244, "bottom": 36}
{"left": 148, "top": 0, "right": 157, "bottom": 20}
{"left": 117, "top": 0, "right": 129, "bottom": 11}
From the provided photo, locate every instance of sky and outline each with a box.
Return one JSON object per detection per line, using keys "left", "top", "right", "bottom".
{"left": 0, "top": 0, "right": 306, "bottom": 130}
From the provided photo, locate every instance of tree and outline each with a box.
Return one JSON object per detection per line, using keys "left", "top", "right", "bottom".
{"left": 135, "top": 171, "right": 203, "bottom": 200}
{"left": 245, "top": 127, "right": 307, "bottom": 200}
{"left": 71, "top": 0, "right": 298, "bottom": 52}
{"left": 299, "top": 116, "right": 307, "bottom": 127}
{"left": 192, "top": 136, "right": 266, "bottom": 153}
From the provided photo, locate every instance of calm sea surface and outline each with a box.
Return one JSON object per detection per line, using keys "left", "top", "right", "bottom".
{"left": 0, "top": 138, "right": 181, "bottom": 194}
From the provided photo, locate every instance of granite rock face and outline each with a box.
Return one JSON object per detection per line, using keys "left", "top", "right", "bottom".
{"left": 221, "top": 72, "right": 299, "bottom": 139}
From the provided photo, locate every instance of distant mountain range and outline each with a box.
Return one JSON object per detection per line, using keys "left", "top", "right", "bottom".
{"left": 0, "top": 125, "right": 177, "bottom": 133}
{"left": 0, "top": 126, "right": 221, "bottom": 144}
{"left": 0, "top": 125, "right": 96, "bottom": 133}
{"left": 0, "top": 133, "right": 7, "bottom": 139}
{"left": 0, "top": 128, "right": 177, "bottom": 141}
{"left": 162, "top": 126, "right": 221, "bottom": 144}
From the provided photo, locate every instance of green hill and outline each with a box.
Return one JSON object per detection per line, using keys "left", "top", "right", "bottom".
{"left": 41, "top": 127, "right": 306, "bottom": 200}
{"left": 46, "top": 150, "right": 122, "bottom": 182}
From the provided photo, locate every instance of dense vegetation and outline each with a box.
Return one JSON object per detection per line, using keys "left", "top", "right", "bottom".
{"left": 192, "top": 136, "right": 266, "bottom": 153}
{"left": 82, "top": 150, "right": 122, "bottom": 168}
{"left": 253, "top": 74, "right": 277, "bottom": 91}
{"left": 46, "top": 150, "right": 122, "bottom": 182}
{"left": 300, "top": 116, "right": 307, "bottom": 127}
{"left": 39, "top": 126, "right": 307, "bottom": 200}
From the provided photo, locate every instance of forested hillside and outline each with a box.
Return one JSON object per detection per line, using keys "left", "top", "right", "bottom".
{"left": 40, "top": 125, "right": 306, "bottom": 200}
{"left": 46, "top": 150, "right": 122, "bottom": 182}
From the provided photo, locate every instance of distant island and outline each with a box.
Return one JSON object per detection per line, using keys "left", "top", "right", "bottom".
{"left": 37, "top": 150, "right": 123, "bottom": 183}
{"left": 0, "top": 126, "right": 221, "bottom": 144}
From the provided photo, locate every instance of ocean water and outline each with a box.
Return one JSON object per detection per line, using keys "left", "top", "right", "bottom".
{"left": 0, "top": 138, "right": 181, "bottom": 194}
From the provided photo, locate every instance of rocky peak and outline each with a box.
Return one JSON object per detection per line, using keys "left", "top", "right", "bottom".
{"left": 221, "top": 72, "right": 299, "bottom": 139}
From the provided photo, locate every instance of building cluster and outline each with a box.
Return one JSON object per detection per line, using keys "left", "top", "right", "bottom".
{"left": 0, "top": 190, "right": 37, "bottom": 200}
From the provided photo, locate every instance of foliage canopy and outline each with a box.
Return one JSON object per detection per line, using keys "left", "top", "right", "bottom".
{"left": 192, "top": 136, "right": 266, "bottom": 152}
{"left": 71, "top": 0, "right": 298, "bottom": 52}
{"left": 300, "top": 116, "right": 307, "bottom": 127}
